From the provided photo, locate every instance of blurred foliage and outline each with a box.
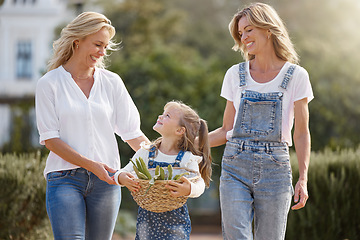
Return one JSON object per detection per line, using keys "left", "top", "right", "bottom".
{"left": 2, "top": 148, "right": 359, "bottom": 239}
{"left": 1, "top": 101, "right": 36, "bottom": 154}
{"left": 2, "top": 0, "right": 360, "bottom": 237}
{"left": 287, "top": 147, "right": 360, "bottom": 240}
{"left": 268, "top": 0, "right": 360, "bottom": 150}
{"left": 114, "top": 209, "right": 137, "bottom": 238}
{"left": 3, "top": 0, "right": 359, "bottom": 154}
{"left": 102, "top": 0, "right": 230, "bottom": 140}
{"left": 97, "top": 0, "right": 360, "bottom": 154}
{"left": 0, "top": 152, "right": 48, "bottom": 240}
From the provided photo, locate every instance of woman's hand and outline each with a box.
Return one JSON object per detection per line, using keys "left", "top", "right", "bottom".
{"left": 87, "top": 161, "right": 117, "bottom": 185}
{"left": 291, "top": 179, "right": 309, "bottom": 210}
{"left": 165, "top": 176, "right": 191, "bottom": 197}
{"left": 118, "top": 172, "right": 140, "bottom": 192}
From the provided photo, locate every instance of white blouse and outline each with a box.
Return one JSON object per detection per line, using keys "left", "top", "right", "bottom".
{"left": 115, "top": 142, "right": 206, "bottom": 198}
{"left": 36, "top": 66, "right": 144, "bottom": 177}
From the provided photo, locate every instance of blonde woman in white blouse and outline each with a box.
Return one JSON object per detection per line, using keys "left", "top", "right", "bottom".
{"left": 35, "top": 12, "right": 148, "bottom": 240}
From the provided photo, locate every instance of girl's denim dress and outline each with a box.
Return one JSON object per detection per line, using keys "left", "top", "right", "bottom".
{"left": 135, "top": 147, "right": 191, "bottom": 240}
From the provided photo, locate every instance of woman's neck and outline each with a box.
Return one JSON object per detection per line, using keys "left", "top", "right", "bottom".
{"left": 249, "top": 46, "right": 285, "bottom": 72}
{"left": 63, "top": 58, "right": 94, "bottom": 80}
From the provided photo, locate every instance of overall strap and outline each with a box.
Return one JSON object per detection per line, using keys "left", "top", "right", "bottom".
{"left": 148, "top": 146, "right": 185, "bottom": 168}
{"left": 174, "top": 150, "right": 185, "bottom": 167}
{"left": 148, "top": 146, "right": 156, "bottom": 167}
{"left": 279, "top": 64, "right": 296, "bottom": 90}
{"left": 238, "top": 62, "right": 247, "bottom": 87}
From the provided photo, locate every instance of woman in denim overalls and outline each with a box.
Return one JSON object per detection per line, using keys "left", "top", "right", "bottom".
{"left": 209, "top": 3, "right": 313, "bottom": 240}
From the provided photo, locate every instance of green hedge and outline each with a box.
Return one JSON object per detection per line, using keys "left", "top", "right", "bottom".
{"left": 1, "top": 147, "right": 360, "bottom": 239}
{"left": 287, "top": 147, "right": 360, "bottom": 240}
{"left": 0, "top": 152, "right": 48, "bottom": 240}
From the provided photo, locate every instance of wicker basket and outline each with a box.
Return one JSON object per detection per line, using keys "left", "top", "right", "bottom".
{"left": 130, "top": 167, "right": 200, "bottom": 213}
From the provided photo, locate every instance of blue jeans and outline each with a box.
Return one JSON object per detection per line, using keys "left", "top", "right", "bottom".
{"left": 220, "top": 141, "right": 293, "bottom": 240}
{"left": 46, "top": 168, "right": 121, "bottom": 240}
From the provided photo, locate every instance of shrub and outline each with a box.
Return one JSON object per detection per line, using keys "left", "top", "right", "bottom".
{"left": 2, "top": 147, "right": 360, "bottom": 239}
{"left": 0, "top": 152, "right": 48, "bottom": 240}
{"left": 287, "top": 147, "right": 360, "bottom": 240}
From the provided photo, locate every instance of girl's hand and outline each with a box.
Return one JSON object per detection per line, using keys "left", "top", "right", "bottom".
{"left": 118, "top": 172, "right": 140, "bottom": 192}
{"left": 165, "top": 176, "right": 191, "bottom": 197}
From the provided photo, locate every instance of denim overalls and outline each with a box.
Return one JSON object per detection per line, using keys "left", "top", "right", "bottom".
{"left": 220, "top": 62, "right": 295, "bottom": 240}
{"left": 135, "top": 146, "right": 191, "bottom": 240}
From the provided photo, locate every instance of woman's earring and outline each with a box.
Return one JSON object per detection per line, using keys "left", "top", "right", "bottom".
{"left": 76, "top": 45, "right": 79, "bottom": 48}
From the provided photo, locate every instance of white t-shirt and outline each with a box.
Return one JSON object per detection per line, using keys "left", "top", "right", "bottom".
{"left": 221, "top": 61, "right": 314, "bottom": 146}
{"left": 36, "top": 66, "right": 144, "bottom": 177}
{"left": 116, "top": 142, "right": 205, "bottom": 198}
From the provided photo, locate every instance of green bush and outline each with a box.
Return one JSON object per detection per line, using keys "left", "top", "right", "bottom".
{"left": 114, "top": 209, "right": 137, "bottom": 238}
{"left": 1, "top": 147, "right": 359, "bottom": 239}
{"left": 0, "top": 152, "right": 48, "bottom": 240}
{"left": 287, "top": 147, "right": 360, "bottom": 240}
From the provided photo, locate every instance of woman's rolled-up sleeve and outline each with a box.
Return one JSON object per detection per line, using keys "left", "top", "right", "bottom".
{"left": 35, "top": 77, "right": 60, "bottom": 145}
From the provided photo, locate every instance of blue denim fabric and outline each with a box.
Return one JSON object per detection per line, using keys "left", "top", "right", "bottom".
{"left": 232, "top": 90, "right": 283, "bottom": 142}
{"left": 219, "top": 63, "right": 295, "bottom": 240}
{"left": 220, "top": 141, "right": 293, "bottom": 240}
{"left": 135, "top": 149, "right": 191, "bottom": 240}
{"left": 46, "top": 168, "right": 121, "bottom": 240}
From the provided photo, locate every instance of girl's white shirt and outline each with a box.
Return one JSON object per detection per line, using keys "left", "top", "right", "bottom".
{"left": 36, "top": 66, "right": 144, "bottom": 178}
{"left": 116, "top": 142, "right": 206, "bottom": 198}
{"left": 221, "top": 61, "right": 314, "bottom": 146}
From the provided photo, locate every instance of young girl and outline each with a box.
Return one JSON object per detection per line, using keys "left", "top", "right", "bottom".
{"left": 114, "top": 100, "right": 212, "bottom": 240}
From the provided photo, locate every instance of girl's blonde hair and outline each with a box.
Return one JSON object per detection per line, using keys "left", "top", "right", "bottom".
{"left": 229, "top": 2, "right": 299, "bottom": 64}
{"left": 47, "top": 11, "right": 118, "bottom": 71}
{"left": 152, "top": 101, "right": 212, "bottom": 187}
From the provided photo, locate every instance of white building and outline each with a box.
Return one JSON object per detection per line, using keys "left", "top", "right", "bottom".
{"left": 0, "top": 0, "right": 100, "bottom": 149}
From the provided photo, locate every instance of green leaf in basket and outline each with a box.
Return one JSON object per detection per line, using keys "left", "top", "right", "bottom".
{"left": 173, "top": 172, "right": 190, "bottom": 180}
{"left": 159, "top": 167, "right": 165, "bottom": 180}
{"left": 167, "top": 165, "right": 173, "bottom": 180}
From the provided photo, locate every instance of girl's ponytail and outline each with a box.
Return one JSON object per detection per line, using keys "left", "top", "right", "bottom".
{"left": 198, "top": 119, "right": 212, "bottom": 187}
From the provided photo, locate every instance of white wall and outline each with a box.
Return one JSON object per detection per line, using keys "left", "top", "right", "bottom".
{"left": 0, "top": 0, "right": 68, "bottom": 97}
{"left": 0, "top": 0, "right": 69, "bottom": 147}
{"left": 0, "top": 0, "right": 103, "bottom": 148}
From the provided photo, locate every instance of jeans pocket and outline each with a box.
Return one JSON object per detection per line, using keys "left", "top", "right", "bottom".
{"left": 223, "top": 142, "right": 240, "bottom": 160}
{"left": 268, "top": 148, "right": 290, "bottom": 165}
{"left": 47, "top": 170, "right": 70, "bottom": 181}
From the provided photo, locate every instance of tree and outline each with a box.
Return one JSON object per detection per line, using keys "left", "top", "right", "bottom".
{"left": 100, "top": 0, "right": 360, "bottom": 152}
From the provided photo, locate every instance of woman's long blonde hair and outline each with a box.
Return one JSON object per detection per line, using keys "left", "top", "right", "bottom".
{"left": 47, "top": 11, "right": 118, "bottom": 71}
{"left": 229, "top": 2, "right": 299, "bottom": 64}
{"left": 152, "top": 101, "right": 212, "bottom": 187}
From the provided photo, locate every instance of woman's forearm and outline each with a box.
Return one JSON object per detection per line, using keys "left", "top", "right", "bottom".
{"left": 294, "top": 131, "right": 311, "bottom": 181}
{"left": 208, "top": 127, "right": 228, "bottom": 147}
{"left": 208, "top": 100, "right": 236, "bottom": 148}
{"left": 45, "top": 138, "right": 95, "bottom": 170}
